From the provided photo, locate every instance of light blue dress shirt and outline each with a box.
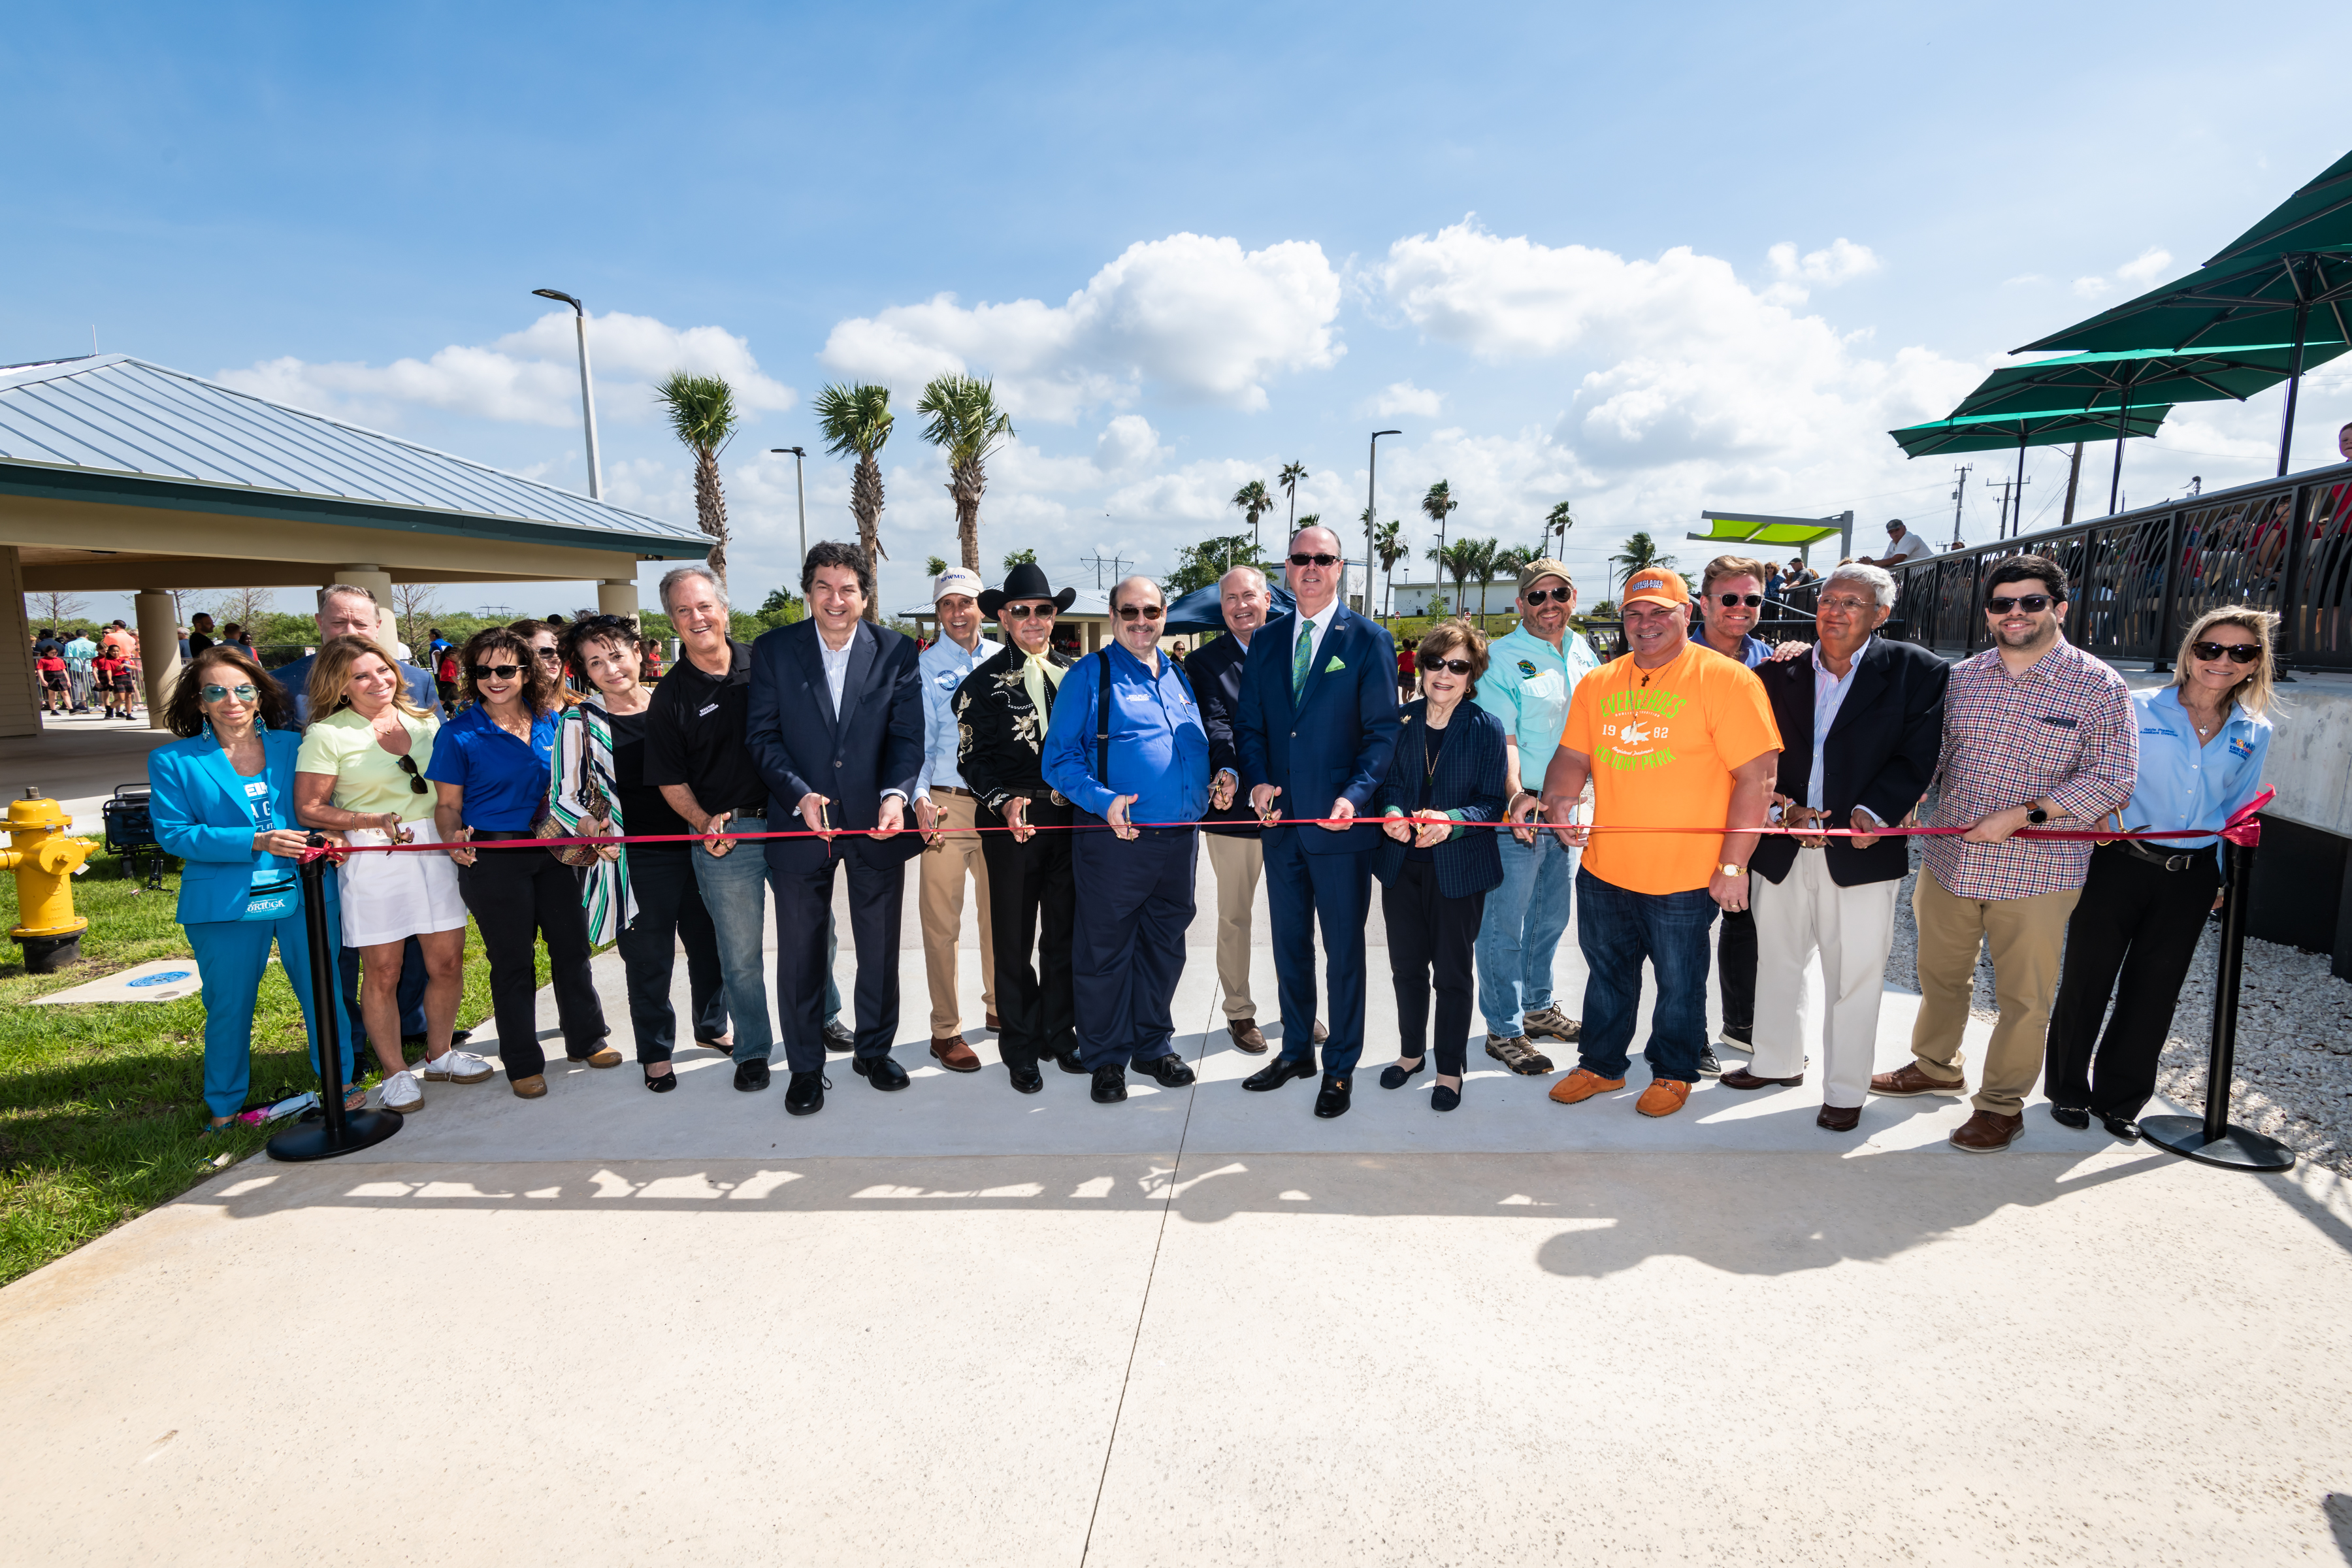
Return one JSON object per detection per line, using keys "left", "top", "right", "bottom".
{"left": 1806, "top": 637, "right": 1867, "bottom": 813}
{"left": 914, "top": 632, "right": 1000, "bottom": 799}
{"left": 2122, "top": 685, "right": 2272, "bottom": 859}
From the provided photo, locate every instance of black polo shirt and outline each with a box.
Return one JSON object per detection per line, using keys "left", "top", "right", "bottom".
{"left": 644, "top": 639, "right": 765, "bottom": 815}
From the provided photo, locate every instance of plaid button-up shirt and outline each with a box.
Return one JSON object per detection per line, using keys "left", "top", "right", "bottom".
{"left": 1921, "top": 637, "right": 2136, "bottom": 901}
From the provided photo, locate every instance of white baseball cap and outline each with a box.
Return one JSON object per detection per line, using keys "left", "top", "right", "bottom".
{"left": 933, "top": 568, "right": 985, "bottom": 602}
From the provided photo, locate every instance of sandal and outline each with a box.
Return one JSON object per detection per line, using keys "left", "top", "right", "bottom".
{"left": 644, "top": 1064, "right": 678, "bottom": 1094}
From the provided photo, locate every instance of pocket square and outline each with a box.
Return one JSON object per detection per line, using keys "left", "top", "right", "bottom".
{"left": 1324, "top": 655, "right": 1346, "bottom": 673}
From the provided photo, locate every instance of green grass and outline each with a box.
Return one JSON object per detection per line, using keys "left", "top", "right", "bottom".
{"left": 0, "top": 851, "right": 532, "bottom": 1286}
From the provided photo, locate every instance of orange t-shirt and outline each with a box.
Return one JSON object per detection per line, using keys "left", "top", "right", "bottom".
{"left": 1561, "top": 642, "right": 1782, "bottom": 896}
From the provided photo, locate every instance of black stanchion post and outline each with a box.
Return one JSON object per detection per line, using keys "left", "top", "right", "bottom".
{"left": 266, "top": 840, "right": 403, "bottom": 1162}
{"left": 2141, "top": 836, "right": 2295, "bottom": 1172}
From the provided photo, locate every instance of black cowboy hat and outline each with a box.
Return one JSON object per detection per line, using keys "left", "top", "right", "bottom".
{"left": 979, "top": 561, "right": 1079, "bottom": 617}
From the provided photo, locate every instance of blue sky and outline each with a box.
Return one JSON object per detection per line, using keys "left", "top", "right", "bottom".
{"left": 8, "top": 2, "right": 2352, "bottom": 623}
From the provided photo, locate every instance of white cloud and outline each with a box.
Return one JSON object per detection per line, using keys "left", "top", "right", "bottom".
{"left": 819, "top": 233, "right": 1343, "bottom": 421}
{"left": 1768, "top": 237, "right": 1881, "bottom": 286}
{"left": 218, "top": 310, "right": 796, "bottom": 429}
{"left": 2073, "top": 246, "right": 2175, "bottom": 301}
{"left": 1371, "top": 380, "right": 1445, "bottom": 417}
{"left": 2072, "top": 276, "right": 2112, "bottom": 299}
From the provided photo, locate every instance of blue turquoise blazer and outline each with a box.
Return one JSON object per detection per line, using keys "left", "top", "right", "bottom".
{"left": 148, "top": 730, "right": 314, "bottom": 926}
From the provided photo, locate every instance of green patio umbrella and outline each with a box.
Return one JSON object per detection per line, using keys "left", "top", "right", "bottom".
{"left": 2205, "top": 148, "right": 2352, "bottom": 267}
{"left": 1887, "top": 406, "right": 2172, "bottom": 536}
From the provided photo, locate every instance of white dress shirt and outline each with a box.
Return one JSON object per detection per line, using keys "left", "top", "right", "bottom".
{"left": 1292, "top": 598, "right": 1337, "bottom": 679}
{"left": 1808, "top": 637, "right": 1869, "bottom": 813}
{"left": 818, "top": 627, "right": 906, "bottom": 804}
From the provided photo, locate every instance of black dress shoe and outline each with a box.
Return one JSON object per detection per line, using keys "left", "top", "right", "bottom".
{"left": 1051, "top": 1043, "right": 1087, "bottom": 1075}
{"left": 853, "top": 1053, "right": 910, "bottom": 1091}
{"left": 784, "top": 1070, "right": 828, "bottom": 1116}
{"left": 2098, "top": 1111, "right": 2141, "bottom": 1142}
{"left": 823, "top": 1018, "right": 855, "bottom": 1051}
{"left": 450, "top": 1027, "right": 472, "bottom": 1048}
{"left": 1313, "top": 1073, "right": 1352, "bottom": 1119}
{"left": 1007, "top": 1064, "right": 1044, "bottom": 1095}
{"left": 1091, "top": 1066, "right": 1127, "bottom": 1103}
{"left": 1431, "top": 1083, "right": 1461, "bottom": 1113}
{"left": 734, "top": 1059, "right": 771, "bottom": 1092}
{"left": 1243, "top": 1054, "right": 1318, "bottom": 1092}
{"left": 1132, "top": 1053, "right": 1196, "bottom": 1088}
{"left": 2048, "top": 1104, "right": 2091, "bottom": 1130}
{"left": 1379, "top": 1057, "right": 1426, "bottom": 1090}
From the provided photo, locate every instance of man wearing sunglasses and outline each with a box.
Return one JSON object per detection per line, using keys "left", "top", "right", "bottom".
{"left": 1473, "top": 557, "right": 1599, "bottom": 1076}
{"left": 1235, "top": 525, "right": 1401, "bottom": 1119}
{"left": 1874, "top": 555, "right": 2136, "bottom": 1152}
{"left": 1691, "top": 555, "right": 1778, "bottom": 1077}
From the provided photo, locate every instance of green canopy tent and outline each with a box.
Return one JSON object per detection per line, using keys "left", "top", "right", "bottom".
{"left": 1949, "top": 342, "right": 2349, "bottom": 514}
{"left": 2017, "top": 148, "right": 2352, "bottom": 474}
{"left": 1687, "top": 510, "right": 1852, "bottom": 570}
{"left": 1887, "top": 406, "right": 2172, "bottom": 537}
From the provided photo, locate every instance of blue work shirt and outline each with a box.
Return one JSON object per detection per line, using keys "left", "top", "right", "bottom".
{"left": 1041, "top": 644, "right": 1209, "bottom": 826}
{"left": 915, "top": 632, "right": 1000, "bottom": 799}
{"left": 2122, "top": 685, "right": 2271, "bottom": 860}
{"left": 423, "top": 703, "right": 559, "bottom": 830}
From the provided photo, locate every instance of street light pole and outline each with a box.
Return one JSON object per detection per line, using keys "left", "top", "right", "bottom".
{"left": 1367, "top": 429, "right": 1401, "bottom": 621}
{"left": 771, "top": 447, "right": 808, "bottom": 567}
{"left": 531, "top": 289, "right": 602, "bottom": 499}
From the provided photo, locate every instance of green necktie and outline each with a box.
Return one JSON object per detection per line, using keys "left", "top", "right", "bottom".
{"left": 1292, "top": 617, "right": 1315, "bottom": 698}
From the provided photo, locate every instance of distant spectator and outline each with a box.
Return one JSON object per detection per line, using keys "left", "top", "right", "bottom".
{"left": 1396, "top": 642, "right": 1418, "bottom": 700}
{"left": 187, "top": 613, "right": 217, "bottom": 657}
{"left": 1860, "top": 519, "right": 1933, "bottom": 570}
{"left": 434, "top": 644, "right": 461, "bottom": 716}
{"left": 34, "top": 634, "right": 67, "bottom": 715}
{"left": 2339, "top": 421, "right": 2352, "bottom": 463}
{"left": 63, "top": 629, "right": 97, "bottom": 713}
{"left": 640, "top": 638, "right": 664, "bottom": 679}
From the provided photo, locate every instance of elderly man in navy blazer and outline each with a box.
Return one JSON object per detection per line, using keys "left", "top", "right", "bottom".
{"left": 746, "top": 541, "right": 928, "bottom": 1118}
{"left": 1236, "top": 524, "right": 1401, "bottom": 1119}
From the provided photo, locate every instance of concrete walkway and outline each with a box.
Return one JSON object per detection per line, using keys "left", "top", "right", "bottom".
{"left": 5, "top": 851, "right": 2352, "bottom": 1565}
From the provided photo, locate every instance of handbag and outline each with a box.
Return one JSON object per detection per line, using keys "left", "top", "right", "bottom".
{"left": 536, "top": 760, "right": 613, "bottom": 868}
{"left": 240, "top": 873, "right": 301, "bottom": 923}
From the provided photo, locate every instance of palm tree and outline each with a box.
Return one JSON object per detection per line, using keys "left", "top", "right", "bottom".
{"left": 1232, "top": 479, "right": 1274, "bottom": 556}
{"left": 1491, "top": 541, "right": 1541, "bottom": 615}
{"left": 1427, "top": 538, "right": 1480, "bottom": 615}
{"left": 1609, "top": 531, "right": 1677, "bottom": 598}
{"left": 917, "top": 374, "right": 1015, "bottom": 572}
{"left": 1278, "top": 461, "right": 1307, "bottom": 534}
{"left": 1373, "top": 517, "right": 1405, "bottom": 620}
{"left": 1420, "top": 481, "right": 1459, "bottom": 581}
{"left": 924, "top": 554, "right": 949, "bottom": 578}
{"left": 1002, "top": 547, "right": 1036, "bottom": 571}
{"left": 814, "top": 382, "right": 896, "bottom": 617}
{"left": 1460, "top": 537, "right": 1503, "bottom": 620}
{"left": 655, "top": 372, "right": 740, "bottom": 589}
{"left": 1543, "top": 500, "right": 1575, "bottom": 559}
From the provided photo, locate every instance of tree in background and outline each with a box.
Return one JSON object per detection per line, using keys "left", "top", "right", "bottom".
{"left": 390, "top": 583, "right": 442, "bottom": 653}
{"left": 1543, "top": 500, "right": 1575, "bottom": 560}
{"left": 1002, "top": 547, "right": 1036, "bottom": 571}
{"left": 917, "top": 374, "right": 1015, "bottom": 573}
{"left": 759, "top": 585, "right": 807, "bottom": 623}
{"left": 1278, "top": 461, "right": 1307, "bottom": 535}
{"left": 814, "top": 381, "right": 895, "bottom": 619}
{"left": 1420, "top": 481, "right": 1459, "bottom": 582}
{"left": 1457, "top": 538, "right": 1503, "bottom": 618}
{"left": 924, "top": 555, "right": 949, "bottom": 578}
{"left": 1168, "top": 533, "right": 1260, "bottom": 597}
{"left": 1231, "top": 478, "right": 1274, "bottom": 557}
{"left": 27, "top": 592, "right": 86, "bottom": 632}
{"left": 655, "top": 371, "right": 740, "bottom": 589}
{"left": 1373, "top": 517, "right": 1405, "bottom": 619}
{"left": 1426, "top": 538, "right": 1481, "bottom": 615}
{"left": 1609, "top": 531, "right": 1676, "bottom": 597}
{"left": 205, "top": 587, "right": 276, "bottom": 641}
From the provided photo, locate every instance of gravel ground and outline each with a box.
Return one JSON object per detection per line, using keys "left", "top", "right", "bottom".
{"left": 1884, "top": 850, "right": 2352, "bottom": 1175}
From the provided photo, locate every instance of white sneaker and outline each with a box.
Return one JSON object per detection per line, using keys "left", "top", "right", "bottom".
{"left": 419, "top": 1049, "right": 494, "bottom": 1084}
{"left": 380, "top": 1069, "right": 423, "bottom": 1113}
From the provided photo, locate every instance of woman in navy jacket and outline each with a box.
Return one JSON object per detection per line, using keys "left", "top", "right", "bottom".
{"left": 147, "top": 645, "right": 357, "bottom": 1130}
{"left": 1373, "top": 621, "right": 1508, "bottom": 1111}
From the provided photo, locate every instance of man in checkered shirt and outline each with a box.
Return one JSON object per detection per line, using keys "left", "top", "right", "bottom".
{"left": 1870, "top": 554, "right": 2136, "bottom": 1153}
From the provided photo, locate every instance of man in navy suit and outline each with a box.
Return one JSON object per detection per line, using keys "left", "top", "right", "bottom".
{"left": 1236, "top": 524, "right": 1401, "bottom": 1119}
{"left": 745, "top": 541, "right": 928, "bottom": 1117}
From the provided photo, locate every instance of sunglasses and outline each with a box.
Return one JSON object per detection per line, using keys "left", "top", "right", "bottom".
{"left": 393, "top": 754, "right": 429, "bottom": 794}
{"left": 1424, "top": 657, "right": 1475, "bottom": 676}
{"left": 1115, "top": 603, "right": 1166, "bottom": 621}
{"left": 2190, "top": 640, "right": 2262, "bottom": 664}
{"left": 198, "top": 683, "right": 258, "bottom": 704}
{"left": 1714, "top": 593, "right": 1763, "bottom": 608}
{"left": 1288, "top": 553, "right": 1339, "bottom": 567}
{"left": 1000, "top": 604, "right": 1057, "bottom": 620}
{"left": 1818, "top": 595, "right": 1877, "bottom": 613}
{"left": 534, "top": 648, "right": 563, "bottom": 663}
{"left": 1521, "top": 587, "right": 1573, "bottom": 606}
{"left": 1985, "top": 595, "right": 2054, "bottom": 614}
{"left": 470, "top": 662, "right": 522, "bottom": 681}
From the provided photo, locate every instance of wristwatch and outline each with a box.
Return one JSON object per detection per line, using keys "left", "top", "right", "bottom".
{"left": 1718, "top": 862, "right": 1748, "bottom": 877}
{"left": 2025, "top": 806, "right": 2050, "bottom": 826}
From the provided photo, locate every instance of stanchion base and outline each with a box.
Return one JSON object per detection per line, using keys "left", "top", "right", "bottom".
{"left": 265, "top": 1107, "right": 403, "bottom": 1162}
{"left": 2140, "top": 1115, "right": 2296, "bottom": 1172}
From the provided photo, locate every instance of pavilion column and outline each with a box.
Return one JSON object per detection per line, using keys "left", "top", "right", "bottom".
{"left": 596, "top": 578, "right": 639, "bottom": 625}
{"left": 134, "top": 590, "right": 180, "bottom": 730}
{"left": 0, "top": 548, "right": 35, "bottom": 738}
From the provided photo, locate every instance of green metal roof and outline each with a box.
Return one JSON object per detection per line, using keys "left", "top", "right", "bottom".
{"left": 1689, "top": 511, "right": 1845, "bottom": 547}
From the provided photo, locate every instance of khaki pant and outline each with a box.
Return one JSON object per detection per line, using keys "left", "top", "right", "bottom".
{"left": 1203, "top": 831, "right": 1260, "bottom": 1020}
{"left": 919, "top": 792, "right": 995, "bottom": 1034}
{"left": 1909, "top": 871, "right": 2080, "bottom": 1116}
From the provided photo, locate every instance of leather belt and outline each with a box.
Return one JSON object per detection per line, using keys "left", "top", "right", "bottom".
{"left": 931, "top": 785, "right": 975, "bottom": 798}
{"left": 732, "top": 806, "right": 765, "bottom": 819}
{"left": 2109, "top": 836, "right": 2202, "bottom": 873}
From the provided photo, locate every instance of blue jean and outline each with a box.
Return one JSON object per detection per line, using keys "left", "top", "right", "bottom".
{"left": 1475, "top": 832, "right": 1576, "bottom": 1036}
{"left": 1572, "top": 868, "right": 1718, "bottom": 1085}
{"left": 691, "top": 841, "right": 836, "bottom": 1067}
{"left": 188, "top": 913, "right": 357, "bottom": 1118}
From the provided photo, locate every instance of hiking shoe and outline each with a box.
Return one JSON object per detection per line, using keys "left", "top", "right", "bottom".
{"left": 1548, "top": 1068, "right": 1624, "bottom": 1105}
{"left": 1636, "top": 1079, "right": 1693, "bottom": 1117}
{"left": 1522, "top": 1006, "right": 1581, "bottom": 1043}
{"left": 380, "top": 1069, "right": 423, "bottom": 1113}
{"left": 1486, "top": 1034, "right": 1555, "bottom": 1075}
{"left": 419, "top": 1049, "right": 493, "bottom": 1084}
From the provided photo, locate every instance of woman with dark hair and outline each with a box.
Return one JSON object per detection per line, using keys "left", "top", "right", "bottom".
{"left": 147, "top": 645, "right": 361, "bottom": 1130}
{"left": 429, "top": 625, "right": 615, "bottom": 1098}
{"left": 1373, "top": 620, "right": 1509, "bottom": 1111}
{"left": 552, "top": 614, "right": 728, "bottom": 1091}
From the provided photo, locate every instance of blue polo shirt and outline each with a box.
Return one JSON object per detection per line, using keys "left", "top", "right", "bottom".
{"left": 1041, "top": 644, "right": 1209, "bottom": 826}
{"left": 423, "top": 704, "right": 558, "bottom": 829}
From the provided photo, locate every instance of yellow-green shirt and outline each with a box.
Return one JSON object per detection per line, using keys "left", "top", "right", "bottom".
{"left": 294, "top": 707, "right": 440, "bottom": 819}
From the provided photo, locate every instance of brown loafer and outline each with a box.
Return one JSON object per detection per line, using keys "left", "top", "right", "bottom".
{"left": 1721, "top": 1066, "right": 1803, "bottom": 1090}
{"left": 566, "top": 1045, "right": 623, "bottom": 1069}
{"left": 986, "top": 1011, "right": 1002, "bottom": 1032}
{"left": 1228, "top": 1019, "right": 1269, "bottom": 1054}
{"left": 1870, "top": 1062, "right": 1966, "bottom": 1098}
{"left": 1816, "top": 1103, "right": 1861, "bottom": 1132}
{"left": 1312, "top": 1019, "right": 1329, "bottom": 1043}
{"left": 930, "top": 1035, "right": 982, "bottom": 1073}
{"left": 511, "top": 1074, "right": 547, "bottom": 1100}
{"left": 1950, "top": 1109, "right": 2023, "bottom": 1152}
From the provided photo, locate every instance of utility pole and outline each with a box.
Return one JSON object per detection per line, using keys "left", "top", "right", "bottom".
{"left": 1949, "top": 464, "right": 1972, "bottom": 550}
{"left": 2060, "top": 442, "right": 2083, "bottom": 529}
{"left": 1989, "top": 474, "right": 2031, "bottom": 537}
{"left": 1080, "top": 548, "right": 1132, "bottom": 591}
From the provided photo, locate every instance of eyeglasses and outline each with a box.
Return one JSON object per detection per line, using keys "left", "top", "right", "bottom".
{"left": 470, "top": 663, "right": 522, "bottom": 681}
{"left": 1817, "top": 595, "right": 1877, "bottom": 613}
{"left": 1714, "top": 593, "right": 1763, "bottom": 608}
{"left": 1424, "top": 657, "right": 1475, "bottom": 676}
{"left": 1288, "top": 553, "right": 1339, "bottom": 567}
{"left": 1521, "top": 587, "right": 1573, "bottom": 606}
{"left": 1985, "top": 594, "right": 2054, "bottom": 614}
{"left": 1115, "top": 603, "right": 1166, "bottom": 621}
{"left": 534, "top": 648, "right": 563, "bottom": 663}
{"left": 2189, "top": 640, "right": 2262, "bottom": 664}
{"left": 393, "top": 754, "right": 429, "bottom": 794}
{"left": 198, "top": 683, "right": 257, "bottom": 704}
{"left": 1000, "top": 604, "right": 1056, "bottom": 620}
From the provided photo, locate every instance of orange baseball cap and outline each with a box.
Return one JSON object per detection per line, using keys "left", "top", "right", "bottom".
{"left": 1621, "top": 568, "right": 1691, "bottom": 610}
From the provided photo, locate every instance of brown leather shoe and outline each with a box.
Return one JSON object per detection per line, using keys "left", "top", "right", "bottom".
{"left": 1816, "top": 1103, "right": 1861, "bottom": 1132}
{"left": 930, "top": 1035, "right": 982, "bottom": 1073}
{"left": 1870, "top": 1062, "right": 1967, "bottom": 1098}
{"left": 1312, "top": 1019, "right": 1329, "bottom": 1043}
{"left": 566, "top": 1045, "right": 623, "bottom": 1068}
{"left": 1228, "top": 1019, "right": 1269, "bottom": 1054}
{"left": 1950, "top": 1109, "right": 2023, "bottom": 1152}
{"left": 1721, "top": 1066, "right": 1803, "bottom": 1090}
{"left": 986, "top": 1011, "right": 1001, "bottom": 1032}
{"left": 511, "top": 1074, "right": 547, "bottom": 1100}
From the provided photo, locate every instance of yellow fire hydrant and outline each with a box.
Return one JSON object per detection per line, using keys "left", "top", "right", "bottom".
{"left": 4, "top": 789, "right": 97, "bottom": 972}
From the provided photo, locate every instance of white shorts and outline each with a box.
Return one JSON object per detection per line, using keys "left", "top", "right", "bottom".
{"left": 339, "top": 819, "right": 470, "bottom": 947}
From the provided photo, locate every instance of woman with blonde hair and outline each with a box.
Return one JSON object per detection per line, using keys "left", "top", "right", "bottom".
{"left": 294, "top": 634, "right": 483, "bottom": 1115}
{"left": 2043, "top": 606, "right": 2278, "bottom": 1141}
